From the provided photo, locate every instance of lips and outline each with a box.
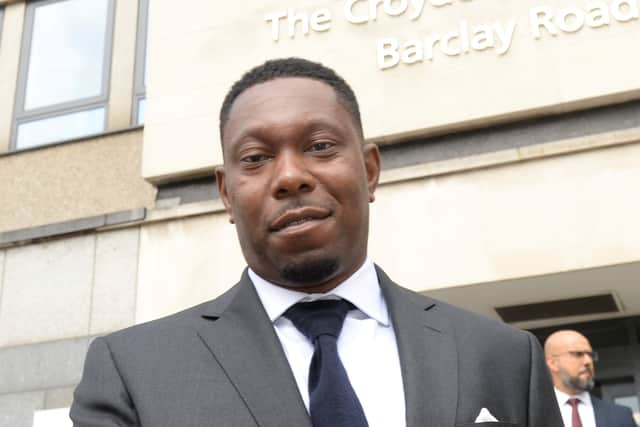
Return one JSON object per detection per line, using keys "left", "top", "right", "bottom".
{"left": 269, "top": 207, "right": 332, "bottom": 232}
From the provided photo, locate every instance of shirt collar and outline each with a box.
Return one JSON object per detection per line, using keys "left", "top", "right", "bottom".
{"left": 249, "top": 258, "right": 389, "bottom": 327}
{"left": 554, "top": 388, "right": 593, "bottom": 408}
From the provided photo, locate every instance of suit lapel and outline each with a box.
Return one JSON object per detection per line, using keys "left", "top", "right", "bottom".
{"left": 196, "top": 270, "right": 312, "bottom": 427}
{"left": 592, "top": 397, "right": 606, "bottom": 426}
{"left": 376, "top": 266, "right": 458, "bottom": 427}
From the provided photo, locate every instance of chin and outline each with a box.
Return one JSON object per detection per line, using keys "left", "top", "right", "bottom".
{"left": 280, "top": 256, "right": 340, "bottom": 287}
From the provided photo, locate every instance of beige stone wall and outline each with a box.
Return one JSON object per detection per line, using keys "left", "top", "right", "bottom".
{"left": 135, "top": 205, "right": 245, "bottom": 323}
{"left": 134, "top": 137, "right": 640, "bottom": 323}
{"left": 0, "top": 226, "right": 140, "bottom": 425}
{"left": 143, "top": 0, "right": 640, "bottom": 181}
{"left": 0, "top": 129, "right": 156, "bottom": 232}
{"left": 370, "top": 140, "right": 640, "bottom": 292}
{"left": 0, "top": 227, "right": 139, "bottom": 348}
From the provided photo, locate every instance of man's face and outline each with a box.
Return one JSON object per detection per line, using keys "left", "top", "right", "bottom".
{"left": 547, "top": 333, "right": 595, "bottom": 394}
{"left": 216, "top": 77, "right": 380, "bottom": 292}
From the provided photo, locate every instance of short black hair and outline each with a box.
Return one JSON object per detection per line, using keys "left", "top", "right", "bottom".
{"left": 219, "top": 57, "right": 363, "bottom": 141}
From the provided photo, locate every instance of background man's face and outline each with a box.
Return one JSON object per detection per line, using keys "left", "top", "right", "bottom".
{"left": 547, "top": 332, "right": 595, "bottom": 394}
{"left": 216, "top": 77, "right": 380, "bottom": 292}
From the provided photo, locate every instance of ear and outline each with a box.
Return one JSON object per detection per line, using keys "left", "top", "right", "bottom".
{"left": 362, "top": 143, "right": 381, "bottom": 203}
{"left": 545, "top": 356, "right": 558, "bottom": 373}
{"left": 215, "top": 166, "right": 234, "bottom": 224}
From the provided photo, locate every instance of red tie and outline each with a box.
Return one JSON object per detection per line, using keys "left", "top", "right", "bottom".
{"left": 568, "top": 398, "right": 582, "bottom": 427}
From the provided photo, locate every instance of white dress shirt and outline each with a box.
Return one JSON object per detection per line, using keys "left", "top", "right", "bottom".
{"left": 249, "top": 259, "right": 406, "bottom": 427}
{"left": 554, "top": 388, "right": 596, "bottom": 427}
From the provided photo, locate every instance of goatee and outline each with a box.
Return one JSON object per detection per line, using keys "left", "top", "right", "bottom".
{"left": 281, "top": 257, "right": 339, "bottom": 286}
{"left": 561, "top": 372, "right": 594, "bottom": 393}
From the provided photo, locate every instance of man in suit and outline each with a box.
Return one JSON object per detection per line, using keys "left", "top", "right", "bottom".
{"left": 544, "top": 329, "right": 637, "bottom": 427}
{"left": 71, "top": 58, "right": 563, "bottom": 426}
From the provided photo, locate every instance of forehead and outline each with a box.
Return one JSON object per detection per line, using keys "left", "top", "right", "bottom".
{"left": 561, "top": 333, "right": 592, "bottom": 350}
{"left": 223, "top": 77, "right": 355, "bottom": 146}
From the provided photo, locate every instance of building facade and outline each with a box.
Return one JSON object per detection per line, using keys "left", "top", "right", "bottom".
{"left": 0, "top": 0, "right": 639, "bottom": 425}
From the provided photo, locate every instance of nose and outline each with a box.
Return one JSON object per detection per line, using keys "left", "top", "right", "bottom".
{"left": 272, "top": 151, "right": 315, "bottom": 198}
{"left": 582, "top": 354, "right": 595, "bottom": 370}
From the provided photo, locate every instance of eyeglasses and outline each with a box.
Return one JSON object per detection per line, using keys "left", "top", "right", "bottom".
{"left": 552, "top": 351, "right": 599, "bottom": 362}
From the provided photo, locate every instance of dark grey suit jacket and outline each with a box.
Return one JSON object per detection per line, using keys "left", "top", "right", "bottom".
{"left": 593, "top": 396, "right": 638, "bottom": 427}
{"left": 71, "top": 266, "right": 563, "bottom": 427}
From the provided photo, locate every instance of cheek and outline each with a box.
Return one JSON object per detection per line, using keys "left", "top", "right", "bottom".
{"left": 340, "top": 178, "right": 372, "bottom": 216}
{"left": 228, "top": 177, "right": 265, "bottom": 208}
{"left": 331, "top": 184, "right": 371, "bottom": 234}
{"left": 324, "top": 162, "right": 369, "bottom": 197}
{"left": 227, "top": 188, "right": 266, "bottom": 231}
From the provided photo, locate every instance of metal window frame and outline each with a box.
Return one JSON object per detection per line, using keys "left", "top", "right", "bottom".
{"left": 0, "top": 8, "right": 5, "bottom": 46}
{"left": 132, "top": 0, "right": 149, "bottom": 126}
{"left": 11, "top": 0, "right": 116, "bottom": 150}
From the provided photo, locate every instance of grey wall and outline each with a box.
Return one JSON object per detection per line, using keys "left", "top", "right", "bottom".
{"left": 0, "top": 227, "right": 140, "bottom": 427}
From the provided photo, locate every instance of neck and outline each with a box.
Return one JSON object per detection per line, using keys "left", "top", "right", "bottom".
{"left": 556, "top": 384, "right": 581, "bottom": 396}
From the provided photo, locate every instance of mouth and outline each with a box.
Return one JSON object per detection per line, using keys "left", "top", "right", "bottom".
{"left": 270, "top": 207, "right": 332, "bottom": 233}
{"left": 579, "top": 369, "right": 594, "bottom": 378}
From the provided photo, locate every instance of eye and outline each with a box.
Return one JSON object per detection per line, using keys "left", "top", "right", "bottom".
{"left": 240, "top": 153, "right": 271, "bottom": 165}
{"left": 307, "top": 142, "right": 335, "bottom": 152}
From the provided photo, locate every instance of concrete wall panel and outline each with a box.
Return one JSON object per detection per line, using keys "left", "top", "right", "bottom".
{"left": 369, "top": 142, "right": 640, "bottom": 291}
{"left": 0, "top": 391, "right": 45, "bottom": 427}
{"left": 0, "top": 337, "right": 88, "bottom": 394}
{"left": 0, "top": 236, "right": 94, "bottom": 347}
{"left": 44, "top": 386, "right": 75, "bottom": 411}
{"left": 136, "top": 212, "right": 245, "bottom": 323}
{"left": 0, "top": 250, "right": 5, "bottom": 304}
{"left": 90, "top": 228, "right": 139, "bottom": 335}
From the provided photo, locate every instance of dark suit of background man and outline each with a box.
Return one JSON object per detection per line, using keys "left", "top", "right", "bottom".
{"left": 545, "top": 330, "right": 638, "bottom": 427}
{"left": 71, "top": 58, "right": 564, "bottom": 427}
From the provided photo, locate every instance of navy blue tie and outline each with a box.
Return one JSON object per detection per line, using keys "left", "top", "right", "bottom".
{"left": 284, "top": 299, "right": 369, "bottom": 427}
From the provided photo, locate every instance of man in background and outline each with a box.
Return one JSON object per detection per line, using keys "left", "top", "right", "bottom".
{"left": 545, "top": 329, "right": 637, "bottom": 427}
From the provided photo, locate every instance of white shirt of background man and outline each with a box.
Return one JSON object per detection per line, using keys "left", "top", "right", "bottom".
{"left": 554, "top": 388, "right": 596, "bottom": 427}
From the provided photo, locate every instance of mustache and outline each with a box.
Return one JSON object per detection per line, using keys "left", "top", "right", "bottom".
{"left": 579, "top": 367, "right": 594, "bottom": 376}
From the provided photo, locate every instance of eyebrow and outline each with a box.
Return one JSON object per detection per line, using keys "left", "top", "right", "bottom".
{"left": 228, "top": 117, "right": 353, "bottom": 148}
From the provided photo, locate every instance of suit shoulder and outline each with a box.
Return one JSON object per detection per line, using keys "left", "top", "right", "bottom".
{"left": 593, "top": 395, "right": 636, "bottom": 416}
{"left": 414, "top": 288, "right": 526, "bottom": 335}
{"left": 394, "top": 285, "right": 534, "bottom": 352}
{"left": 377, "top": 265, "right": 529, "bottom": 342}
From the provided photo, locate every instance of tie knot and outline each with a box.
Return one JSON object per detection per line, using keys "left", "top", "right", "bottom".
{"left": 284, "top": 299, "right": 354, "bottom": 342}
{"left": 568, "top": 398, "right": 581, "bottom": 408}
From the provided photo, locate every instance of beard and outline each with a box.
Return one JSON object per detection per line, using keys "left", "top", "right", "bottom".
{"left": 561, "top": 371, "right": 594, "bottom": 393}
{"left": 281, "top": 257, "right": 339, "bottom": 287}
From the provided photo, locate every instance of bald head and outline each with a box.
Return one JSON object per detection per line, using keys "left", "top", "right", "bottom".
{"left": 544, "top": 330, "right": 590, "bottom": 356}
{"left": 544, "top": 330, "right": 596, "bottom": 395}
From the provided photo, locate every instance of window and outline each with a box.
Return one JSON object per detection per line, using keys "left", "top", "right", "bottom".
{"left": 0, "top": 8, "right": 4, "bottom": 44}
{"left": 133, "top": 0, "right": 150, "bottom": 126}
{"left": 12, "top": 0, "right": 115, "bottom": 150}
